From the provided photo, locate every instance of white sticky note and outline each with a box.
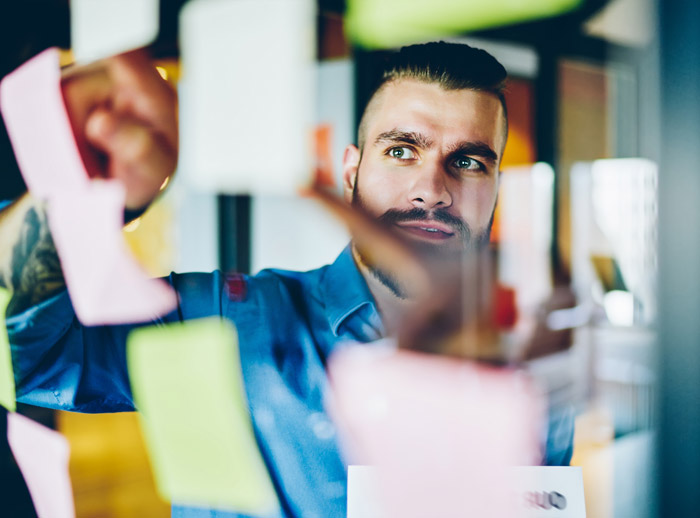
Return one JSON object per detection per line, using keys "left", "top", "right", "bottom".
{"left": 179, "top": 0, "right": 315, "bottom": 194}
{"left": 7, "top": 412, "right": 75, "bottom": 518}
{"left": 511, "top": 467, "right": 586, "bottom": 517}
{"left": 347, "top": 466, "right": 386, "bottom": 518}
{"left": 348, "top": 465, "right": 586, "bottom": 518}
{"left": 71, "top": 0, "right": 159, "bottom": 63}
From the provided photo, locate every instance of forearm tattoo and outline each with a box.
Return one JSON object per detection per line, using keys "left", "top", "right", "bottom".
{"left": 2, "top": 206, "right": 65, "bottom": 316}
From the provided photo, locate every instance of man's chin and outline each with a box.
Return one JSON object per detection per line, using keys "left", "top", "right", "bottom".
{"left": 404, "top": 236, "right": 474, "bottom": 265}
{"left": 355, "top": 230, "right": 492, "bottom": 300}
{"left": 356, "top": 241, "right": 458, "bottom": 300}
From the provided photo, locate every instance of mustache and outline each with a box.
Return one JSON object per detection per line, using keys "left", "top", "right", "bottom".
{"left": 377, "top": 208, "right": 471, "bottom": 241}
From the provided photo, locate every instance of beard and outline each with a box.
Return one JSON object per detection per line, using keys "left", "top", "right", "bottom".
{"left": 352, "top": 183, "right": 494, "bottom": 299}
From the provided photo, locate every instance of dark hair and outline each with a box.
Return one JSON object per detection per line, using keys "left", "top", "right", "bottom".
{"left": 358, "top": 41, "right": 508, "bottom": 149}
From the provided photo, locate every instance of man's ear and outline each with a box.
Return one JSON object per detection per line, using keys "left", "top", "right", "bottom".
{"left": 342, "top": 144, "right": 361, "bottom": 203}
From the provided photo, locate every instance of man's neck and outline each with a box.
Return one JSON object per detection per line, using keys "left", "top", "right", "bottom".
{"left": 351, "top": 245, "right": 415, "bottom": 336}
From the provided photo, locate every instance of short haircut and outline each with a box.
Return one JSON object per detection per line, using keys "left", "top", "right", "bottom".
{"left": 357, "top": 41, "right": 509, "bottom": 151}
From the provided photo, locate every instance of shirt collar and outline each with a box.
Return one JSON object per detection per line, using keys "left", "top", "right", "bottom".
{"left": 321, "top": 245, "right": 379, "bottom": 337}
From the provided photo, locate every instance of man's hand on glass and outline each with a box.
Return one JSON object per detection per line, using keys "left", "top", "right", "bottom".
{"left": 61, "top": 49, "right": 178, "bottom": 211}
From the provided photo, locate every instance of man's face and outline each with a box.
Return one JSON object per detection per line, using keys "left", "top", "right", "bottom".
{"left": 342, "top": 79, "right": 506, "bottom": 295}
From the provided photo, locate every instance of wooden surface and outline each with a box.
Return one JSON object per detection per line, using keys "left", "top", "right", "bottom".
{"left": 57, "top": 410, "right": 170, "bottom": 518}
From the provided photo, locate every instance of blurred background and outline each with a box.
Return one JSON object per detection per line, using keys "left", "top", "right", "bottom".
{"left": 2, "top": 0, "right": 698, "bottom": 516}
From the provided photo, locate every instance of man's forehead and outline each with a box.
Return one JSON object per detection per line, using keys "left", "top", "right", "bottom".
{"left": 366, "top": 79, "right": 506, "bottom": 155}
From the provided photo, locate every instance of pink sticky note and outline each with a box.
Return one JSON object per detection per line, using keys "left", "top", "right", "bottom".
{"left": 7, "top": 412, "right": 75, "bottom": 518}
{"left": 0, "top": 48, "right": 87, "bottom": 198}
{"left": 48, "top": 181, "right": 177, "bottom": 325}
{"left": 0, "top": 48, "right": 177, "bottom": 324}
{"left": 328, "top": 344, "right": 543, "bottom": 518}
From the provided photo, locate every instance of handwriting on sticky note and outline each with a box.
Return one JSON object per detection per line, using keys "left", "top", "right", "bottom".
{"left": 127, "top": 318, "right": 279, "bottom": 515}
{"left": 0, "top": 289, "right": 16, "bottom": 411}
{"left": 348, "top": 465, "right": 587, "bottom": 518}
{"left": 0, "top": 47, "right": 177, "bottom": 325}
{"left": 511, "top": 466, "right": 586, "bottom": 518}
{"left": 7, "top": 412, "right": 75, "bottom": 518}
{"left": 328, "top": 343, "right": 542, "bottom": 518}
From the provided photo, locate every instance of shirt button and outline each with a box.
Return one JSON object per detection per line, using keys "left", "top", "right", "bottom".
{"left": 308, "top": 412, "right": 335, "bottom": 440}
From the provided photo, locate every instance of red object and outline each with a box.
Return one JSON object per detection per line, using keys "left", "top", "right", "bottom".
{"left": 492, "top": 284, "right": 517, "bottom": 329}
{"left": 225, "top": 273, "right": 247, "bottom": 302}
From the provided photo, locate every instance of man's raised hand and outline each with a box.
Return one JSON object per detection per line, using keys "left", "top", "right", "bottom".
{"left": 62, "top": 49, "right": 178, "bottom": 211}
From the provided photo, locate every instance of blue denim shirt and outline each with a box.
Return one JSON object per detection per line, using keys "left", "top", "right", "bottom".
{"left": 7, "top": 246, "right": 573, "bottom": 518}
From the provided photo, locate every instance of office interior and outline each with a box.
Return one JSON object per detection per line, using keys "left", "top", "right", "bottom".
{"left": 1, "top": 0, "right": 696, "bottom": 517}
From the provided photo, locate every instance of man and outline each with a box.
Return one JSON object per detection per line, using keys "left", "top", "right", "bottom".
{"left": 0, "top": 42, "right": 573, "bottom": 518}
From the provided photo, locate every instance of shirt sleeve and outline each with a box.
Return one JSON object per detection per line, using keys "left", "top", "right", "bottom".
{"left": 6, "top": 271, "right": 226, "bottom": 413}
{"left": 542, "top": 403, "right": 575, "bottom": 466}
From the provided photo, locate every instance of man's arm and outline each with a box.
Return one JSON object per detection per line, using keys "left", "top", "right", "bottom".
{"left": 0, "top": 50, "right": 182, "bottom": 411}
{"left": 0, "top": 194, "right": 64, "bottom": 316}
{"left": 0, "top": 49, "right": 177, "bottom": 312}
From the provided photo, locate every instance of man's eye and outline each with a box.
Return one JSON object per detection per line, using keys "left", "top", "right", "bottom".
{"left": 453, "top": 156, "right": 483, "bottom": 171}
{"left": 389, "top": 147, "right": 415, "bottom": 160}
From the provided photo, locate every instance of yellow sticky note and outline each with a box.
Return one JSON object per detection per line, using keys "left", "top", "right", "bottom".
{"left": 0, "top": 288, "right": 16, "bottom": 411}
{"left": 127, "top": 318, "right": 279, "bottom": 515}
{"left": 346, "top": 0, "right": 583, "bottom": 49}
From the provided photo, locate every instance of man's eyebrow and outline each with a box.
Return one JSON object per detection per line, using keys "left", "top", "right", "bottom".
{"left": 447, "top": 141, "right": 498, "bottom": 163}
{"left": 374, "top": 129, "right": 434, "bottom": 149}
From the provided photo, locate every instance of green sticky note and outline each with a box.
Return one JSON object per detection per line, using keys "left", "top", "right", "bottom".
{"left": 346, "top": 0, "right": 583, "bottom": 49}
{"left": 0, "top": 288, "right": 16, "bottom": 411}
{"left": 127, "top": 318, "right": 279, "bottom": 515}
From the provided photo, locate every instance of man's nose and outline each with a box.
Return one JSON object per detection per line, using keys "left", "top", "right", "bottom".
{"left": 407, "top": 164, "right": 453, "bottom": 209}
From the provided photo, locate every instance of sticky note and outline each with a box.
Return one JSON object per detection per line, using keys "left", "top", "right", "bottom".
{"left": 345, "top": 0, "right": 582, "bottom": 49}
{"left": 328, "top": 343, "right": 542, "bottom": 518}
{"left": 347, "top": 465, "right": 386, "bottom": 518}
{"left": 71, "top": 0, "right": 160, "bottom": 63}
{"left": 7, "top": 412, "right": 75, "bottom": 518}
{"left": 0, "top": 48, "right": 87, "bottom": 199}
{"left": 0, "top": 409, "right": 38, "bottom": 516}
{"left": 179, "top": 0, "right": 314, "bottom": 194}
{"left": 0, "top": 288, "right": 16, "bottom": 411}
{"left": 48, "top": 181, "right": 178, "bottom": 325}
{"left": 348, "top": 465, "right": 587, "bottom": 518}
{"left": 510, "top": 466, "right": 586, "bottom": 517}
{"left": 127, "top": 318, "right": 279, "bottom": 515}
{"left": 0, "top": 48, "right": 177, "bottom": 325}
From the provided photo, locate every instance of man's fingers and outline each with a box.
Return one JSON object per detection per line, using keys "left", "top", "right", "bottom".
{"left": 84, "top": 108, "right": 117, "bottom": 146}
{"left": 106, "top": 50, "right": 178, "bottom": 150}
{"left": 85, "top": 109, "right": 176, "bottom": 209}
